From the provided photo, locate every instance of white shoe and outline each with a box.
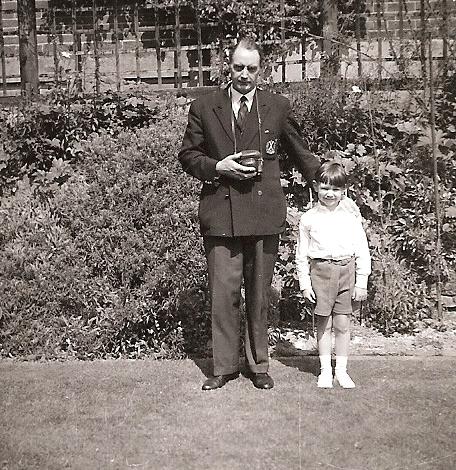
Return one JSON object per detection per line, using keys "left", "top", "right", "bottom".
{"left": 334, "top": 371, "right": 356, "bottom": 388}
{"left": 317, "top": 372, "right": 333, "bottom": 388}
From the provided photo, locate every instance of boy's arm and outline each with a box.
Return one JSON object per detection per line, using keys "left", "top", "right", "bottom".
{"left": 295, "top": 216, "right": 313, "bottom": 292}
{"left": 353, "top": 217, "right": 371, "bottom": 291}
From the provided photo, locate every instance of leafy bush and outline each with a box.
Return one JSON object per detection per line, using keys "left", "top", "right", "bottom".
{"left": 274, "top": 79, "right": 455, "bottom": 330}
{"left": 0, "top": 92, "right": 160, "bottom": 196}
{"left": 0, "top": 100, "right": 210, "bottom": 359}
{"left": 364, "top": 251, "right": 434, "bottom": 336}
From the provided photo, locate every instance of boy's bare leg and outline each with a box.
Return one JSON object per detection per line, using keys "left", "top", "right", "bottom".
{"left": 333, "top": 314, "right": 350, "bottom": 356}
{"left": 333, "top": 315, "right": 355, "bottom": 388}
{"left": 316, "top": 315, "right": 333, "bottom": 388}
{"left": 316, "top": 314, "right": 332, "bottom": 354}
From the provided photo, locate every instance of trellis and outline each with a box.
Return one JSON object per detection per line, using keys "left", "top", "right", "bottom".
{"left": 0, "top": 0, "right": 455, "bottom": 96}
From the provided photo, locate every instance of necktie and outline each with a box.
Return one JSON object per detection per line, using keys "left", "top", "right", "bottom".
{"left": 237, "top": 95, "right": 248, "bottom": 130}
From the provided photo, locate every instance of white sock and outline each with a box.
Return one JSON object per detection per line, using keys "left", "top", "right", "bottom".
{"left": 319, "top": 355, "right": 332, "bottom": 374}
{"left": 335, "top": 355, "right": 348, "bottom": 373}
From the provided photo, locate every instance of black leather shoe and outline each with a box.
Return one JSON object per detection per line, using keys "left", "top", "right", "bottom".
{"left": 202, "top": 373, "right": 239, "bottom": 391}
{"left": 251, "top": 373, "right": 274, "bottom": 390}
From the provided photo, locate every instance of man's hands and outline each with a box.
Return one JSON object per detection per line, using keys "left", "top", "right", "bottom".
{"left": 215, "top": 152, "right": 257, "bottom": 180}
{"left": 339, "top": 196, "right": 361, "bottom": 217}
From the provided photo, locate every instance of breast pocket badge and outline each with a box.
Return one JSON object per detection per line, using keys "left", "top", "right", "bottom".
{"left": 265, "top": 139, "right": 277, "bottom": 155}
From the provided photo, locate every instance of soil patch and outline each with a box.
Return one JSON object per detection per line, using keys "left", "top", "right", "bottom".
{"left": 270, "top": 313, "right": 456, "bottom": 357}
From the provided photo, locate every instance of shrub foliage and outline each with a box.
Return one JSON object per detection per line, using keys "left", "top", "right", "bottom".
{"left": 0, "top": 97, "right": 209, "bottom": 359}
{"left": 275, "top": 79, "right": 455, "bottom": 334}
{"left": 0, "top": 79, "right": 455, "bottom": 359}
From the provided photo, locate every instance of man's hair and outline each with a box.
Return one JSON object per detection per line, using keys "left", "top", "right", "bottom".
{"left": 314, "top": 162, "right": 348, "bottom": 188}
{"left": 229, "top": 37, "right": 264, "bottom": 65}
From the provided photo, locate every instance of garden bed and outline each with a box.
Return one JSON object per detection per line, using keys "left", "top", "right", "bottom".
{"left": 271, "top": 313, "right": 456, "bottom": 358}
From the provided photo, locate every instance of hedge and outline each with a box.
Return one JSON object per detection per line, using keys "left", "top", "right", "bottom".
{"left": 0, "top": 79, "right": 455, "bottom": 358}
{"left": 0, "top": 100, "right": 209, "bottom": 359}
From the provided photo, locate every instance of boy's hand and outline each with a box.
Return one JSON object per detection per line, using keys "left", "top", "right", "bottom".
{"left": 303, "top": 288, "right": 316, "bottom": 303}
{"left": 352, "top": 286, "right": 367, "bottom": 302}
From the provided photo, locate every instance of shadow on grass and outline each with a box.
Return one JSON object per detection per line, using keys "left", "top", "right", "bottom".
{"left": 189, "top": 356, "right": 212, "bottom": 378}
{"left": 189, "top": 356, "right": 270, "bottom": 379}
{"left": 276, "top": 355, "right": 319, "bottom": 377}
{"left": 191, "top": 354, "right": 320, "bottom": 382}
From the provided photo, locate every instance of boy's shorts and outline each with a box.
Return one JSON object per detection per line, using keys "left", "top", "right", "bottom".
{"left": 310, "top": 257, "right": 356, "bottom": 316}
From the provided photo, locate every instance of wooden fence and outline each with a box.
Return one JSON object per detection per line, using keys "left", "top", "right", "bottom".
{"left": 0, "top": 0, "right": 455, "bottom": 96}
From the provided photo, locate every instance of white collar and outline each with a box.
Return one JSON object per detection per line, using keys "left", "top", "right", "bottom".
{"left": 315, "top": 201, "right": 344, "bottom": 213}
{"left": 230, "top": 85, "right": 256, "bottom": 104}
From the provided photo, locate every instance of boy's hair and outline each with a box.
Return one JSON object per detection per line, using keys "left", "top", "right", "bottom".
{"left": 230, "top": 37, "right": 264, "bottom": 65}
{"left": 314, "top": 162, "right": 347, "bottom": 188}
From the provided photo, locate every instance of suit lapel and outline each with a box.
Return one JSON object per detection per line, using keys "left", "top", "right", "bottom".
{"left": 243, "top": 89, "right": 271, "bottom": 149}
{"left": 213, "top": 88, "right": 234, "bottom": 144}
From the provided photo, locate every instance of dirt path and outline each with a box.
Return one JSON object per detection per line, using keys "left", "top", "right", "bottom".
{"left": 270, "top": 313, "right": 456, "bottom": 357}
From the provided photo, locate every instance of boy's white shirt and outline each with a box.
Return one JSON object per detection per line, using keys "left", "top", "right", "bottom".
{"left": 295, "top": 198, "right": 371, "bottom": 291}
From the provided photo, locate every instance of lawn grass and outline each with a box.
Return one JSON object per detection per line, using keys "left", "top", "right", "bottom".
{"left": 1, "top": 357, "right": 455, "bottom": 470}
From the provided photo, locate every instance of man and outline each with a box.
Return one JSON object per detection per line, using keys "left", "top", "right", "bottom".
{"left": 179, "top": 38, "right": 319, "bottom": 390}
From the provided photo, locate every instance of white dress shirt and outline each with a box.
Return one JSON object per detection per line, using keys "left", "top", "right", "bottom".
{"left": 230, "top": 86, "right": 256, "bottom": 119}
{"left": 295, "top": 201, "right": 371, "bottom": 291}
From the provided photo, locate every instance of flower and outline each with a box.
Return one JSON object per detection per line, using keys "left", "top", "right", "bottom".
{"left": 351, "top": 85, "right": 362, "bottom": 93}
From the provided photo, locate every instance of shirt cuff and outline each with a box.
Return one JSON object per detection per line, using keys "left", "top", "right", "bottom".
{"left": 208, "top": 159, "right": 219, "bottom": 180}
{"left": 354, "top": 274, "right": 369, "bottom": 289}
{"left": 298, "top": 276, "right": 312, "bottom": 291}
{"left": 203, "top": 160, "right": 220, "bottom": 185}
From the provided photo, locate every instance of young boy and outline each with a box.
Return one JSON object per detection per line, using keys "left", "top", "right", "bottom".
{"left": 295, "top": 162, "right": 371, "bottom": 388}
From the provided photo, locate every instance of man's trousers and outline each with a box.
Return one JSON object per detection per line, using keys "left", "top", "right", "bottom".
{"left": 203, "top": 235, "right": 279, "bottom": 376}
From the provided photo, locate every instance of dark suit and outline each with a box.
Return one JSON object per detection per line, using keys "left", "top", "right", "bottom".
{"left": 179, "top": 86, "right": 319, "bottom": 375}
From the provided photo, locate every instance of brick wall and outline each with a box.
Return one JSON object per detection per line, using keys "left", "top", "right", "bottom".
{"left": 1, "top": 0, "right": 455, "bottom": 94}
{"left": 365, "top": 0, "right": 456, "bottom": 38}
{"left": 3, "top": 1, "right": 455, "bottom": 54}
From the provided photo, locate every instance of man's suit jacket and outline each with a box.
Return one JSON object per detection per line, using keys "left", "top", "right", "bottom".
{"left": 178, "top": 87, "right": 320, "bottom": 237}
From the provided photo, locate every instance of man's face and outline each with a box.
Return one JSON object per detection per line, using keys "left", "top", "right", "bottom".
{"left": 230, "top": 46, "right": 261, "bottom": 95}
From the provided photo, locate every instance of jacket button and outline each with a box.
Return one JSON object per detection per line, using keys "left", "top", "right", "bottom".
{"left": 224, "top": 194, "right": 229, "bottom": 199}
{"left": 258, "top": 190, "right": 263, "bottom": 196}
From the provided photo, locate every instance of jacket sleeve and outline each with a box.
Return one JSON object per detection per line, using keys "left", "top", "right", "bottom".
{"left": 280, "top": 99, "right": 320, "bottom": 183}
{"left": 178, "top": 99, "right": 219, "bottom": 182}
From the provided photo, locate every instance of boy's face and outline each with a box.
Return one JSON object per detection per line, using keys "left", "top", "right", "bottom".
{"left": 314, "top": 182, "right": 345, "bottom": 210}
